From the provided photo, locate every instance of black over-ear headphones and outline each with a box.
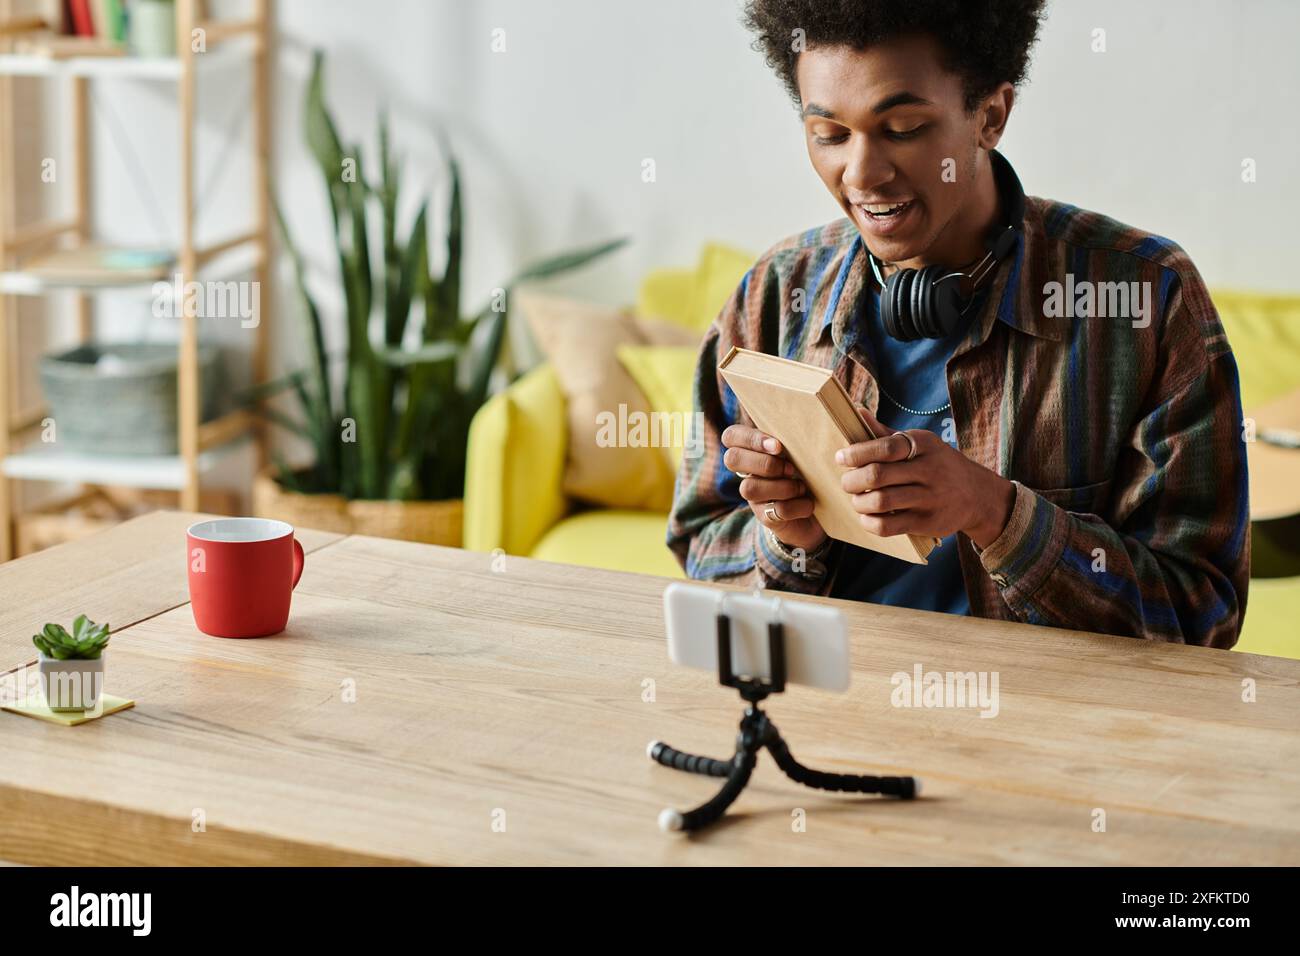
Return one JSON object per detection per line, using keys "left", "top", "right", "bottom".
{"left": 869, "top": 149, "right": 1025, "bottom": 342}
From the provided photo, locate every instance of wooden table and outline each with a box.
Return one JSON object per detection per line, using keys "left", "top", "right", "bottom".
{"left": 1247, "top": 386, "right": 1300, "bottom": 521}
{"left": 1, "top": 511, "right": 1297, "bottom": 865}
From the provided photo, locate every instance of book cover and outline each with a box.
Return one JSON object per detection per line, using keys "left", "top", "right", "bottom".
{"left": 718, "top": 347, "right": 937, "bottom": 564}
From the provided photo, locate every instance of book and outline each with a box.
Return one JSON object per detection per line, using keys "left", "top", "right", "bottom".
{"left": 21, "top": 244, "right": 174, "bottom": 284}
{"left": 68, "top": 0, "right": 94, "bottom": 36}
{"left": 14, "top": 34, "right": 126, "bottom": 58}
{"left": 106, "top": 0, "right": 126, "bottom": 42}
{"left": 718, "top": 346, "right": 938, "bottom": 564}
{"left": 88, "top": 0, "right": 125, "bottom": 42}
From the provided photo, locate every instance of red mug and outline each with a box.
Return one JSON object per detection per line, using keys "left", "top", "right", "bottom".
{"left": 187, "top": 518, "right": 305, "bottom": 638}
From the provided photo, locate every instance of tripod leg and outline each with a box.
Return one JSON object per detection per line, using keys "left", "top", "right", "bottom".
{"left": 646, "top": 740, "right": 732, "bottom": 777}
{"left": 764, "top": 725, "right": 918, "bottom": 798}
{"left": 658, "top": 747, "right": 758, "bottom": 832}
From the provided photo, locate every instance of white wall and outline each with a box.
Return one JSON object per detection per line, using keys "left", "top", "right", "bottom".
{"left": 48, "top": 0, "right": 1299, "bottom": 496}
{"left": 84, "top": 0, "right": 1300, "bottom": 352}
{"left": 269, "top": 0, "right": 1300, "bottom": 305}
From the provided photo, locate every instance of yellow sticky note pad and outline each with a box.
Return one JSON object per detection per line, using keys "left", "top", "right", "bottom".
{"left": 2, "top": 694, "right": 135, "bottom": 726}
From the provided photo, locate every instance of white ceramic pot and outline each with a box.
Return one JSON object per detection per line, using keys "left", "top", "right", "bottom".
{"left": 130, "top": 0, "right": 177, "bottom": 58}
{"left": 39, "top": 654, "right": 105, "bottom": 712}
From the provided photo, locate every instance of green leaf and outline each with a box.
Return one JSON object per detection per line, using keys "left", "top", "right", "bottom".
{"left": 334, "top": 144, "right": 386, "bottom": 499}
{"left": 290, "top": 375, "right": 322, "bottom": 448}
{"left": 373, "top": 341, "right": 458, "bottom": 368}
{"left": 43, "top": 623, "right": 69, "bottom": 644}
{"left": 271, "top": 451, "right": 304, "bottom": 493}
{"left": 273, "top": 199, "right": 337, "bottom": 484}
{"left": 460, "top": 307, "right": 508, "bottom": 409}
{"left": 434, "top": 156, "right": 463, "bottom": 339}
{"left": 72, "top": 614, "right": 89, "bottom": 640}
{"left": 304, "top": 50, "right": 346, "bottom": 199}
{"left": 344, "top": 147, "right": 374, "bottom": 336}
{"left": 385, "top": 201, "right": 427, "bottom": 348}
{"left": 236, "top": 367, "right": 312, "bottom": 405}
{"left": 504, "top": 237, "right": 628, "bottom": 287}
{"left": 261, "top": 407, "right": 314, "bottom": 440}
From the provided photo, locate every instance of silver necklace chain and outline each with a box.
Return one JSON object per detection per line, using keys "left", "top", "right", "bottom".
{"left": 876, "top": 382, "right": 951, "bottom": 417}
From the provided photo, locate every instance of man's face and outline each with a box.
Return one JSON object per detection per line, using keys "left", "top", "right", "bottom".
{"left": 796, "top": 35, "right": 989, "bottom": 268}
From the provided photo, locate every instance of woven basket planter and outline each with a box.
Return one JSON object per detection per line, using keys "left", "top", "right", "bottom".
{"left": 252, "top": 467, "right": 463, "bottom": 547}
{"left": 39, "top": 342, "right": 221, "bottom": 455}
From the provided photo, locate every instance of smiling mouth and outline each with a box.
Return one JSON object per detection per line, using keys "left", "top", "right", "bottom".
{"left": 857, "top": 199, "right": 914, "bottom": 219}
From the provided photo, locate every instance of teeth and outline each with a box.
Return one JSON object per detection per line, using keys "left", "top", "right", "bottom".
{"left": 862, "top": 201, "right": 910, "bottom": 215}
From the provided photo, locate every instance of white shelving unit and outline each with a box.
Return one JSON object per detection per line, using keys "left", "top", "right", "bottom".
{"left": 0, "top": 0, "right": 272, "bottom": 561}
{"left": 2, "top": 439, "right": 249, "bottom": 488}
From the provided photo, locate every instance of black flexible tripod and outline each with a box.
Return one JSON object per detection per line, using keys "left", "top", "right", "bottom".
{"left": 648, "top": 603, "right": 919, "bottom": 832}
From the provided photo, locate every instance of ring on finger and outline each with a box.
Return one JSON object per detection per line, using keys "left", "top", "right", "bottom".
{"left": 763, "top": 501, "right": 783, "bottom": 524}
{"left": 900, "top": 431, "right": 918, "bottom": 462}
{"left": 734, "top": 471, "right": 752, "bottom": 479}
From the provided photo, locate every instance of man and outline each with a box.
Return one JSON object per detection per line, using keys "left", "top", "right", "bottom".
{"left": 666, "top": 0, "right": 1249, "bottom": 647}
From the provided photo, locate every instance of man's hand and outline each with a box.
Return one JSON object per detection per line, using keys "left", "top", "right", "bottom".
{"left": 721, "top": 423, "right": 829, "bottom": 553}
{"left": 837, "top": 407, "right": 1015, "bottom": 549}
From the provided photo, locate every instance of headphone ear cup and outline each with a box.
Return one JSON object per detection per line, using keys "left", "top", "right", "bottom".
{"left": 881, "top": 267, "right": 906, "bottom": 341}
{"left": 899, "top": 267, "right": 920, "bottom": 343}
{"left": 912, "top": 265, "right": 940, "bottom": 338}
{"left": 883, "top": 265, "right": 963, "bottom": 340}
{"left": 931, "top": 273, "right": 965, "bottom": 337}
{"left": 904, "top": 267, "right": 925, "bottom": 343}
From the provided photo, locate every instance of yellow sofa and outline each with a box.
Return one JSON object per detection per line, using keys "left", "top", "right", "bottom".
{"left": 463, "top": 261, "right": 1300, "bottom": 659}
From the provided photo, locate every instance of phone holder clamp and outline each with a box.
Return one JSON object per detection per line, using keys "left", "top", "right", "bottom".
{"left": 648, "top": 593, "right": 920, "bottom": 832}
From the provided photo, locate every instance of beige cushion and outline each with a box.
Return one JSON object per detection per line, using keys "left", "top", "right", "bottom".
{"left": 517, "top": 290, "right": 698, "bottom": 511}
{"left": 616, "top": 345, "right": 699, "bottom": 474}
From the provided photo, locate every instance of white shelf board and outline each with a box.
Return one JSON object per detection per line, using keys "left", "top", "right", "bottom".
{"left": 0, "top": 39, "right": 253, "bottom": 80}
{"left": 0, "top": 243, "right": 259, "bottom": 297}
{"left": 0, "top": 270, "right": 164, "bottom": 295}
{"left": 2, "top": 436, "right": 250, "bottom": 490}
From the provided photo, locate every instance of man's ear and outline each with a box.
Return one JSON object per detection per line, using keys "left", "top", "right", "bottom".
{"left": 976, "top": 82, "right": 1015, "bottom": 150}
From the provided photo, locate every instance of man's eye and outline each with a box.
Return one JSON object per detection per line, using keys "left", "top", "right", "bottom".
{"left": 885, "top": 125, "right": 927, "bottom": 140}
{"left": 813, "top": 132, "right": 849, "bottom": 146}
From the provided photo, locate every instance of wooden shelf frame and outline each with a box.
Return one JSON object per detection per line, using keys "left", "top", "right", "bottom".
{"left": 0, "top": 0, "right": 273, "bottom": 562}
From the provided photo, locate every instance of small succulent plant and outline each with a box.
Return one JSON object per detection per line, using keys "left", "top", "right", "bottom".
{"left": 32, "top": 615, "right": 111, "bottom": 660}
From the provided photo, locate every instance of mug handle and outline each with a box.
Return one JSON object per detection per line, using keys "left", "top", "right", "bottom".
{"left": 291, "top": 538, "right": 305, "bottom": 589}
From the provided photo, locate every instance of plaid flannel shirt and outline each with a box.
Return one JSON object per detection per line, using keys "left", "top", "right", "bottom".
{"left": 666, "top": 197, "right": 1250, "bottom": 648}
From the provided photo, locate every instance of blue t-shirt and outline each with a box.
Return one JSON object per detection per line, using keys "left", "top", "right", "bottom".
{"left": 829, "top": 286, "right": 971, "bottom": 616}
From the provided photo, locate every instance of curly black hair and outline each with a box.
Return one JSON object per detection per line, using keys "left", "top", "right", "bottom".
{"left": 742, "top": 0, "right": 1047, "bottom": 112}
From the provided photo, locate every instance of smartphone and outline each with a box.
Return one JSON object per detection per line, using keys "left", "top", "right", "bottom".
{"left": 662, "top": 582, "right": 850, "bottom": 692}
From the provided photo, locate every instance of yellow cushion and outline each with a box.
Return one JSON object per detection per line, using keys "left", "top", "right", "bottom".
{"left": 636, "top": 267, "right": 697, "bottom": 330}
{"left": 1211, "top": 290, "right": 1300, "bottom": 411}
{"left": 531, "top": 510, "right": 684, "bottom": 578}
{"left": 1235, "top": 577, "right": 1300, "bottom": 660}
{"left": 463, "top": 363, "right": 568, "bottom": 556}
{"left": 636, "top": 242, "right": 753, "bottom": 333}
{"left": 616, "top": 344, "right": 699, "bottom": 472}
{"left": 688, "top": 242, "right": 754, "bottom": 331}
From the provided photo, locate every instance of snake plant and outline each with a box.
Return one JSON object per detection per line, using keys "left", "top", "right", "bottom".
{"left": 261, "top": 51, "right": 626, "bottom": 501}
{"left": 32, "top": 616, "right": 111, "bottom": 661}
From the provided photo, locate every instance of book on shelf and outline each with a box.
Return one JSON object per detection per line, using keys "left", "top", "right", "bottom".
{"left": 67, "top": 0, "right": 93, "bottom": 37}
{"left": 88, "top": 0, "right": 126, "bottom": 43}
{"left": 717, "top": 346, "right": 939, "bottom": 565}
{"left": 12, "top": 33, "right": 126, "bottom": 58}
{"left": 19, "top": 244, "right": 175, "bottom": 285}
